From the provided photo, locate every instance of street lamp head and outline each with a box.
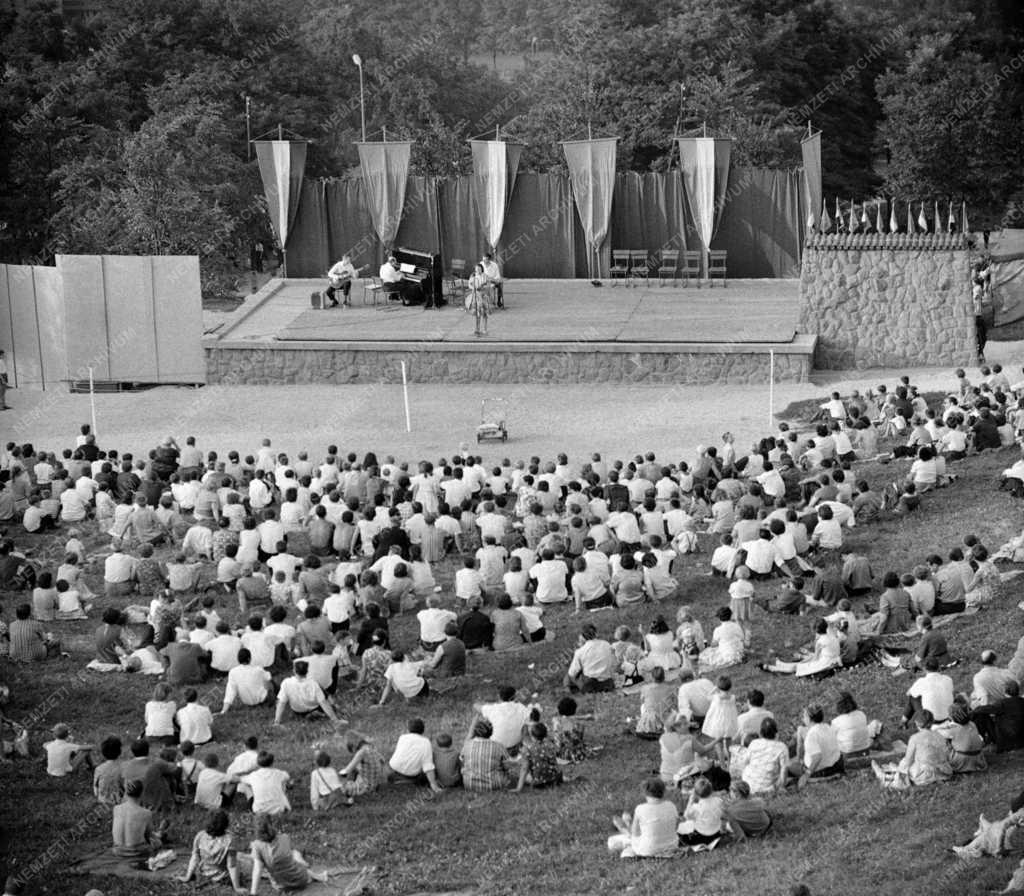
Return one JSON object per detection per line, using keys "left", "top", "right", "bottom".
{"left": 352, "top": 54, "right": 362, "bottom": 67}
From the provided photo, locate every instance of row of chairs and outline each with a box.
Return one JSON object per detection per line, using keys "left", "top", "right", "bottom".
{"left": 610, "top": 249, "right": 727, "bottom": 287}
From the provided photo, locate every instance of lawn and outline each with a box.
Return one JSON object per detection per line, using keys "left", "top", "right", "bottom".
{"left": 3, "top": 411, "right": 1024, "bottom": 896}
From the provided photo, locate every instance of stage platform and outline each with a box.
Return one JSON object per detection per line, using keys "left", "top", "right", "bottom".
{"left": 205, "top": 278, "right": 815, "bottom": 386}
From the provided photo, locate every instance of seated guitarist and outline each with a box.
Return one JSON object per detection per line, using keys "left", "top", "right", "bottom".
{"left": 325, "top": 254, "right": 362, "bottom": 307}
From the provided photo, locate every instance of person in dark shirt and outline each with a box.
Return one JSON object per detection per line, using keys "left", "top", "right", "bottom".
{"left": 458, "top": 596, "right": 494, "bottom": 650}
{"left": 373, "top": 515, "right": 410, "bottom": 562}
{"left": 160, "top": 637, "right": 207, "bottom": 685}
{"left": 973, "top": 680, "right": 1024, "bottom": 752}
{"left": 355, "top": 603, "right": 389, "bottom": 655}
{"left": 972, "top": 407, "right": 1002, "bottom": 451}
{"left": 426, "top": 622, "right": 467, "bottom": 677}
{"left": 116, "top": 462, "right": 141, "bottom": 501}
{"left": 79, "top": 435, "right": 100, "bottom": 463}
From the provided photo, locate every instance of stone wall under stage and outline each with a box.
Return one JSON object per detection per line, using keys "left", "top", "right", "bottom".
{"left": 798, "top": 233, "right": 974, "bottom": 369}
{"left": 204, "top": 339, "right": 814, "bottom": 386}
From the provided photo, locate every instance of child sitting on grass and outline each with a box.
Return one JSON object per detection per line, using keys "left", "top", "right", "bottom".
{"left": 612, "top": 625, "right": 644, "bottom": 685}
{"left": 678, "top": 776, "right": 724, "bottom": 847}
{"left": 516, "top": 722, "right": 563, "bottom": 791}
{"left": 194, "top": 752, "right": 230, "bottom": 810}
{"left": 552, "top": 696, "right": 592, "bottom": 764}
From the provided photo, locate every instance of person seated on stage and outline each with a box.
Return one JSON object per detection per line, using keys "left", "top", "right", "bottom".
{"left": 481, "top": 252, "right": 504, "bottom": 308}
{"left": 379, "top": 255, "right": 407, "bottom": 304}
{"left": 325, "top": 253, "right": 361, "bottom": 308}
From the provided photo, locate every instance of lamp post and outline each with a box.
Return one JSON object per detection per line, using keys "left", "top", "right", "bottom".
{"left": 353, "top": 54, "right": 365, "bottom": 142}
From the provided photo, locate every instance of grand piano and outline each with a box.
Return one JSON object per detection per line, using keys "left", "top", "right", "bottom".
{"left": 393, "top": 246, "right": 444, "bottom": 307}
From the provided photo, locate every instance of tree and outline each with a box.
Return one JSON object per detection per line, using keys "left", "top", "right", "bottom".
{"left": 875, "top": 30, "right": 1023, "bottom": 225}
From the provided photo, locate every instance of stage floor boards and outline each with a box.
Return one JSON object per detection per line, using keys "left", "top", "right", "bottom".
{"left": 225, "top": 278, "right": 801, "bottom": 345}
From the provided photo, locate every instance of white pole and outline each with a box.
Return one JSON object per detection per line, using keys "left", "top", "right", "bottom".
{"left": 88, "top": 366, "right": 98, "bottom": 439}
{"left": 401, "top": 361, "right": 411, "bottom": 433}
{"left": 768, "top": 351, "right": 775, "bottom": 428}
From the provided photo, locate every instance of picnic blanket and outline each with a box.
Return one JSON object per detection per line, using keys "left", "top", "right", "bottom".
{"left": 67, "top": 852, "right": 377, "bottom": 895}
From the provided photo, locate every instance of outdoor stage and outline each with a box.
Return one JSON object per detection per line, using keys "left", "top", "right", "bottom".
{"left": 204, "top": 278, "right": 815, "bottom": 385}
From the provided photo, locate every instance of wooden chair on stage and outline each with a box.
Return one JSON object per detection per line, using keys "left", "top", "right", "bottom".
{"left": 708, "top": 250, "right": 728, "bottom": 287}
{"left": 682, "top": 250, "right": 702, "bottom": 286}
{"left": 362, "top": 276, "right": 382, "bottom": 306}
{"left": 630, "top": 250, "right": 651, "bottom": 286}
{"left": 445, "top": 259, "right": 467, "bottom": 300}
{"left": 610, "top": 250, "right": 631, "bottom": 286}
{"left": 657, "top": 250, "right": 679, "bottom": 286}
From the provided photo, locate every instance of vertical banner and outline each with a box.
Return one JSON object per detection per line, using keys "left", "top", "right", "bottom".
{"left": 356, "top": 141, "right": 413, "bottom": 249}
{"left": 561, "top": 137, "right": 618, "bottom": 280}
{"left": 800, "top": 132, "right": 822, "bottom": 232}
{"left": 253, "top": 140, "right": 308, "bottom": 255}
{"left": 470, "top": 140, "right": 523, "bottom": 252}
{"left": 678, "top": 137, "right": 732, "bottom": 273}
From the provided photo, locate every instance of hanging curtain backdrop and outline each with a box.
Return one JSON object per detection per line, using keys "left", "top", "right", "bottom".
{"left": 993, "top": 250, "right": 1024, "bottom": 327}
{"left": 287, "top": 169, "right": 801, "bottom": 280}
{"left": 470, "top": 140, "right": 524, "bottom": 252}
{"left": 356, "top": 141, "right": 412, "bottom": 249}
{"left": 678, "top": 137, "right": 733, "bottom": 272}
{"left": 712, "top": 139, "right": 733, "bottom": 234}
{"left": 801, "top": 133, "right": 822, "bottom": 230}
{"left": 715, "top": 167, "right": 804, "bottom": 279}
{"left": 610, "top": 171, "right": 689, "bottom": 259}
{"left": 253, "top": 141, "right": 307, "bottom": 251}
{"left": 561, "top": 137, "right": 618, "bottom": 279}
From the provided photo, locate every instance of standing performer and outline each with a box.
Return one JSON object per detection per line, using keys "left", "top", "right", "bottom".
{"left": 481, "top": 252, "right": 504, "bottom": 309}
{"left": 467, "top": 264, "right": 490, "bottom": 337}
{"left": 324, "top": 254, "right": 363, "bottom": 308}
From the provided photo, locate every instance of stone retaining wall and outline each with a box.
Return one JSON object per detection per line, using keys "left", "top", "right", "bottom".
{"left": 798, "top": 233, "right": 974, "bottom": 369}
{"left": 205, "top": 341, "right": 812, "bottom": 386}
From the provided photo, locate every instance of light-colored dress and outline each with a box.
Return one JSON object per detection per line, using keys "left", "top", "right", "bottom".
{"left": 899, "top": 728, "right": 953, "bottom": 786}
{"left": 794, "top": 632, "right": 842, "bottom": 678}
{"left": 699, "top": 621, "right": 745, "bottom": 670}
{"left": 702, "top": 691, "right": 740, "bottom": 740}
{"left": 965, "top": 560, "right": 1000, "bottom": 608}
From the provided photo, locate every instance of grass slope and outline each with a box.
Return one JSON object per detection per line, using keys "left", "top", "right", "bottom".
{"left": 3, "top": 439, "right": 1024, "bottom": 895}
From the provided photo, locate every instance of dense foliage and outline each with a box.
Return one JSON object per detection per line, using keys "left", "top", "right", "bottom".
{"left": 0, "top": 0, "right": 1020, "bottom": 293}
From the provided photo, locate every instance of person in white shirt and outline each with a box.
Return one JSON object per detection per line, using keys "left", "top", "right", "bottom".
{"left": 677, "top": 669, "right": 716, "bottom": 725}
{"left": 176, "top": 689, "right": 214, "bottom": 746}
{"left": 194, "top": 754, "right": 230, "bottom": 810}
{"left": 241, "top": 618, "right": 276, "bottom": 669}
{"left": 793, "top": 704, "right": 844, "bottom": 786}
{"left": 59, "top": 487, "right": 88, "bottom": 522}
{"left": 43, "top": 724, "right": 93, "bottom": 777}
{"left": 481, "top": 252, "right": 504, "bottom": 308}
{"left": 476, "top": 686, "right": 533, "bottom": 751}
{"left": 220, "top": 648, "right": 272, "bottom": 712}
{"left": 206, "top": 622, "right": 242, "bottom": 675}
{"left": 387, "top": 718, "right": 442, "bottom": 790}
{"left": 325, "top": 254, "right": 361, "bottom": 307}
{"left": 242, "top": 751, "right": 292, "bottom": 814}
{"left": 380, "top": 651, "right": 428, "bottom": 703}
{"left": 529, "top": 550, "right": 569, "bottom": 604}
{"left": 380, "top": 256, "right": 409, "bottom": 303}
{"left": 565, "top": 624, "right": 617, "bottom": 693}
{"left": 416, "top": 596, "right": 457, "bottom": 649}
{"left": 274, "top": 661, "right": 342, "bottom": 725}
{"left": 901, "top": 658, "right": 955, "bottom": 724}
{"left": 189, "top": 616, "right": 215, "bottom": 648}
